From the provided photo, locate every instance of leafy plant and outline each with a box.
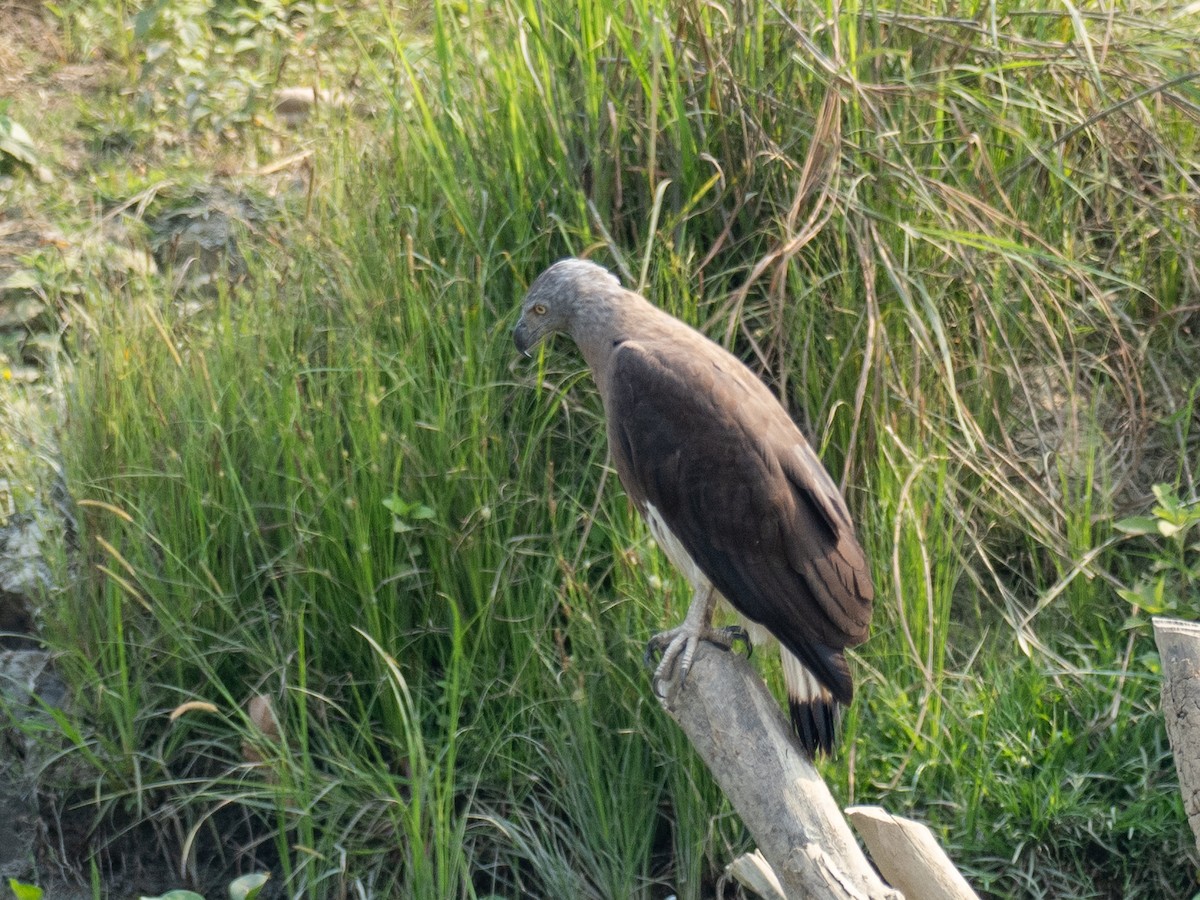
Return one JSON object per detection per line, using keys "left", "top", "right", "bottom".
{"left": 139, "top": 871, "right": 268, "bottom": 900}
{"left": 0, "top": 102, "right": 46, "bottom": 179}
{"left": 1117, "top": 484, "right": 1200, "bottom": 624}
{"left": 382, "top": 493, "right": 436, "bottom": 533}
{"left": 9, "top": 873, "right": 267, "bottom": 900}
{"left": 138, "top": 873, "right": 267, "bottom": 900}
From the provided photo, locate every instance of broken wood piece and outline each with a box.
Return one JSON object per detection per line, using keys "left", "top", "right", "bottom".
{"left": 724, "top": 849, "right": 786, "bottom": 900}
{"left": 845, "top": 805, "right": 980, "bottom": 900}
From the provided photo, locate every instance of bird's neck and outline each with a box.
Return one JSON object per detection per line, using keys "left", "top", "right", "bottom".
{"left": 571, "top": 290, "right": 664, "bottom": 382}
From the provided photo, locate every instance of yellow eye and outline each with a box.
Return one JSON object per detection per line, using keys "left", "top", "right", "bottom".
{"left": 532, "top": 304, "right": 547, "bottom": 315}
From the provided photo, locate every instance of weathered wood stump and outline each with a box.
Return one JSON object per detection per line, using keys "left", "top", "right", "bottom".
{"left": 1153, "top": 616, "right": 1200, "bottom": 856}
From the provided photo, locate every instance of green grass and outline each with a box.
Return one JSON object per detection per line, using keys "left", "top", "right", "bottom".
{"left": 25, "top": 0, "right": 1200, "bottom": 897}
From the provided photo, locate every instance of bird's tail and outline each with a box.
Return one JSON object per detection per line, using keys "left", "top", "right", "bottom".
{"left": 782, "top": 649, "right": 842, "bottom": 757}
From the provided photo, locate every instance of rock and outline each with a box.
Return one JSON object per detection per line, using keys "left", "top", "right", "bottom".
{"left": 0, "top": 512, "right": 51, "bottom": 598}
{"left": 0, "top": 513, "right": 52, "bottom": 650}
{"left": 0, "top": 648, "right": 64, "bottom": 727}
{"left": 0, "top": 770, "right": 37, "bottom": 879}
{"left": 0, "top": 587, "right": 35, "bottom": 649}
{"left": 273, "top": 85, "right": 347, "bottom": 127}
{"left": 0, "top": 648, "right": 64, "bottom": 879}
{"left": 149, "top": 186, "right": 275, "bottom": 292}
{"left": 19, "top": 331, "right": 60, "bottom": 369}
{"left": 0, "top": 295, "right": 47, "bottom": 331}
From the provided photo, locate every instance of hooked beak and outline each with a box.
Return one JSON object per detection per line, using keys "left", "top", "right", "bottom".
{"left": 513, "top": 317, "right": 537, "bottom": 358}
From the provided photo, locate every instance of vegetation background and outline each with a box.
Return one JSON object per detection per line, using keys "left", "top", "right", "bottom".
{"left": 1, "top": 0, "right": 1199, "bottom": 897}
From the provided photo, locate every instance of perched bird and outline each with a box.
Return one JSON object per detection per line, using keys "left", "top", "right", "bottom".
{"left": 514, "top": 258, "right": 873, "bottom": 755}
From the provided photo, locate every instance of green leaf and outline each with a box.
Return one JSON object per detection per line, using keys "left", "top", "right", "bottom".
{"left": 1151, "top": 483, "right": 1190, "bottom": 527}
{"left": 8, "top": 879, "right": 44, "bottom": 900}
{"left": 1117, "top": 586, "right": 1149, "bottom": 610}
{"left": 1149, "top": 577, "right": 1168, "bottom": 615}
{"left": 384, "top": 495, "right": 435, "bottom": 531}
{"left": 1152, "top": 482, "right": 1178, "bottom": 505}
{"left": 1120, "top": 612, "right": 1146, "bottom": 631}
{"left": 133, "top": 0, "right": 170, "bottom": 40}
{"left": 0, "top": 270, "right": 41, "bottom": 293}
{"left": 229, "top": 873, "right": 270, "bottom": 900}
{"left": 1158, "top": 519, "right": 1183, "bottom": 538}
{"left": 1115, "top": 515, "right": 1160, "bottom": 536}
{"left": 0, "top": 116, "right": 40, "bottom": 172}
{"left": 139, "top": 892, "right": 206, "bottom": 900}
{"left": 1118, "top": 579, "right": 1171, "bottom": 615}
{"left": 1139, "top": 649, "right": 1162, "bottom": 675}
{"left": 381, "top": 494, "right": 408, "bottom": 514}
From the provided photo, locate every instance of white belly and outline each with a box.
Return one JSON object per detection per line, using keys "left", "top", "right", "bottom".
{"left": 643, "top": 502, "right": 776, "bottom": 651}
{"left": 643, "top": 502, "right": 708, "bottom": 589}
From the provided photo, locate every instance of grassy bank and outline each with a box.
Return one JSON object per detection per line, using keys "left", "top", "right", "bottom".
{"left": 35, "top": 0, "right": 1200, "bottom": 896}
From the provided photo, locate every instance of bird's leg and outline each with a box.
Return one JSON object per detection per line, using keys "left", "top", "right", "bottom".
{"left": 645, "top": 585, "right": 751, "bottom": 697}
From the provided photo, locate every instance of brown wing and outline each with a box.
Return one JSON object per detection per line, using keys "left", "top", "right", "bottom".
{"left": 605, "top": 339, "right": 873, "bottom": 703}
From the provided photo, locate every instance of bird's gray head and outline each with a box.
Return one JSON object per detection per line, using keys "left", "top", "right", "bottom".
{"left": 513, "top": 258, "right": 623, "bottom": 357}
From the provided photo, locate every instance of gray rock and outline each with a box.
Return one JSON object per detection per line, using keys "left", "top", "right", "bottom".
{"left": 150, "top": 186, "right": 274, "bottom": 291}
{"left": 0, "top": 648, "right": 64, "bottom": 879}
{"left": 0, "top": 512, "right": 51, "bottom": 598}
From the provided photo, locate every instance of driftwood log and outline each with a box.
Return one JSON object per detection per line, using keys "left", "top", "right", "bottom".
{"left": 1153, "top": 616, "right": 1200, "bottom": 856}
{"left": 659, "top": 642, "right": 978, "bottom": 900}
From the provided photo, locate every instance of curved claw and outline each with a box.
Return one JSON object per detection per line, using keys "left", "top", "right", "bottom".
{"left": 653, "top": 630, "right": 700, "bottom": 697}
{"left": 718, "top": 625, "right": 753, "bottom": 658}
{"left": 643, "top": 632, "right": 668, "bottom": 669}
{"left": 645, "top": 624, "right": 753, "bottom": 697}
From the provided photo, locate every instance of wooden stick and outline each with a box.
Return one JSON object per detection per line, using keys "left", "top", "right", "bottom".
{"left": 659, "top": 642, "right": 901, "bottom": 899}
{"left": 724, "top": 849, "right": 787, "bottom": 900}
{"left": 1153, "top": 616, "right": 1200, "bottom": 856}
{"left": 845, "top": 806, "right": 980, "bottom": 900}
